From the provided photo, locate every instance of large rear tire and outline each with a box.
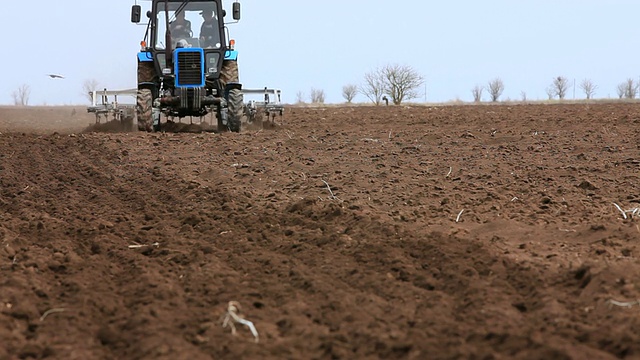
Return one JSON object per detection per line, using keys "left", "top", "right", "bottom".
{"left": 137, "top": 89, "right": 153, "bottom": 132}
{"left": 227, "top": 88, "right": 243, "bottom": 133}
{"left": 218, "top": 60, "right": 245, "bottom": 133}
{"left": 219, "top": 60, "right": 239, "bottom": 89}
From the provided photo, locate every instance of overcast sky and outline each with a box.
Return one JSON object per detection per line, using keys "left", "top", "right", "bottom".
{"left": 3, "top": 0, "right": 640, "bottom": 105}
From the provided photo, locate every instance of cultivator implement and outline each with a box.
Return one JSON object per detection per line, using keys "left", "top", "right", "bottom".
{"left": 243, "top": 87, "right": 284, "bottom": 124}
{"left": 86, "top": 87, "right": 284, "bottom": 132}
{"left": 87, "top": 89, "right": 138, "bottom": 131}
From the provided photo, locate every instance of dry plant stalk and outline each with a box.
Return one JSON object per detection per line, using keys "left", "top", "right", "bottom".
{"left": 128, "top": 242, "right": 160, "bottom": 249}
{"left": 613, "top": 203, "right": 640, "bottom": 220}
{"left": 321, "top": 180, "right": 337, "bottom": 200}
{"left": 608, "top": 299, "right": 640, "bottom": 308}
{"left": 222, "top": 301, "right": 259, "bottom": 343}
{"left": 40, "top": 308, "right": 66, "bottom": 322}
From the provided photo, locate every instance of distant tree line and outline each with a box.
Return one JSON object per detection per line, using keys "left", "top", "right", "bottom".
{"left": 332, "top": 73, "right": 639, "bottom": 105}
{"left": 290, "top": 68, "right": 640, "bottom": 105}
{"left": 357, "top": 64, "right": 424, "bottom": 106}
{"left": 294, "top": 64, "right": 425, "bottom": 106}
{"left": 470, "top": 76, "right": 640, "bottom": 102}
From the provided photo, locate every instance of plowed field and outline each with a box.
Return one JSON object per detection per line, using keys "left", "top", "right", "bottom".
{"left": 1, "top": 103, "right": 640, "bottom": 359}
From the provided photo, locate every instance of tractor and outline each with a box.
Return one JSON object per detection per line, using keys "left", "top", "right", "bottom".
{"left": 130, "top": 0, "right": 245, "bottom": 132}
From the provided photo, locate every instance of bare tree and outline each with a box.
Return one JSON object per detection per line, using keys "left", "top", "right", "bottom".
{"left": 624, "top": 78, "right": 638, "bottom": 99}
{"left": 579, "top": 79, "right": 597, "bottom": 100}
{"left": 11, "top": 84, "right": 31, "bottom": 106}
{"left": 471, "top": 85, "right": 483, "bottom": 102}
{"left": 296, "top": 91, "right": 306, "bottom": 104}
{"left": 520, "top": 91, "right": 527, "bottom": 102}
{"left": 552, "top": 76, "right": 570, "bottom": 99}
{"left": 310, "top": 88, "right": 325, "bottom": 104}
{"left": 380, "top": 64, "right": 424, "bottom": 105}
{"left": 360, "top": 67, "right": 385, "bottom": 106}
{"left": 616, "top": 83, "right": 626, "bottom": 99}
{"left": 82, "top": 79, "right": 100, "bottom": 103}
{"left": 342, "top": 84, "right": 358, "bottom": 103}
{"left": 487, "top": 78, "right": 504, "bottom": 102}
{"left": 545, "top": 85, "right": 555, "bottom": 100}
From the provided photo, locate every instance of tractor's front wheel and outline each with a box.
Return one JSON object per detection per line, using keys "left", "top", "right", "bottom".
{"left": 226, "top": 88, "right": 243, "bottom": 133}
{"left": 136, "top": 89, "right": 153, "bottom": 132}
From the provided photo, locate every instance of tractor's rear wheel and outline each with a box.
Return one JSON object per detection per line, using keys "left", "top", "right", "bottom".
{"left": 137, "top": 89, "right": 153, "bottom": 132}
{"left": 219, "top": 60, "right": 244, "bottom": 133}
{"left": 227, "top": 88, "right": 243, "bottom": 133}
{"left": 219, "top": 60, "right": 239, "bottom": 89}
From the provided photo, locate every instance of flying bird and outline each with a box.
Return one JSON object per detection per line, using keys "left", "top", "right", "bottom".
{"left": 46, "top": 74, "right": 65, "bottom": 79}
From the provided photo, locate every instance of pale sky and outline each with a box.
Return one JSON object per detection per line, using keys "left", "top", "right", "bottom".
{"left": 3, "top": 0, "right": 640, "bottom": 105}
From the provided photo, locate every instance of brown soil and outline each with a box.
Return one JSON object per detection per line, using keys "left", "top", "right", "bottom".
{"left": 1, "top": 103, "right": 640, "bottom": 359}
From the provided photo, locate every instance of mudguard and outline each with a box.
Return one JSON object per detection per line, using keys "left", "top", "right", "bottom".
{"left": 224, "top": 50, "right": 238, "bottom": 61}
{"left": 138, "top": 52, "right": 154, "bottom": 62}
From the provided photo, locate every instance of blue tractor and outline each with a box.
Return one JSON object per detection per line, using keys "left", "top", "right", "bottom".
{"left": 131, "top": 0, "right": 244, "bottom": 132}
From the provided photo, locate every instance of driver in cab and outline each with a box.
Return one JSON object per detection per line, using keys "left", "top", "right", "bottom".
{"left": 199, "top": 9, "right": 220, "bottom": 48}
{"left": 170, "top": 10, "right": 192, "bottom": 41}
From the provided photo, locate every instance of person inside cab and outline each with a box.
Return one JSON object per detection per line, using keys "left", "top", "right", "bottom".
{"left": 170, "top": 10, "right": 192, "bottom": 40}
{"left": 199, "top": 9, "right": 220, "bottom": 48}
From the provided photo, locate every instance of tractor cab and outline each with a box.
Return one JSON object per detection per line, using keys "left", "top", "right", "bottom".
{"left": 153, "top": 2, "right": 221, "bottom": 50}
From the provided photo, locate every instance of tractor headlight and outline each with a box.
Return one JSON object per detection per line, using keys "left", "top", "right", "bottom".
{"left": 205, "top": 53, "right": 220, "bottom": 74}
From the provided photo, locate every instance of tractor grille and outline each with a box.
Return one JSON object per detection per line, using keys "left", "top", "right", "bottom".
{"left": 176, "top": 51, "right": 203, "bottom": 86}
